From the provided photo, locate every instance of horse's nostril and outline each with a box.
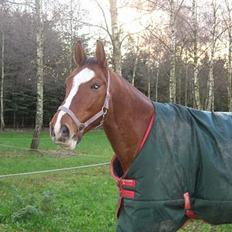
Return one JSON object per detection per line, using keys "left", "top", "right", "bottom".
{"left": 50, "top": 124, "right": 55, "bottom": 137}
{"left": 60, "top": 125, "right": 70, "bottom": 138}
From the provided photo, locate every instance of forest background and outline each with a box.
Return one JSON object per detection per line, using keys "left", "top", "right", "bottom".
{"left": 0, "top": 0, "right": 232, "bottom": 131}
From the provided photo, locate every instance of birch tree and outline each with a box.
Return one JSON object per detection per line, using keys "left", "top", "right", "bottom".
{"left": 0, "top": 30, "right": 5, "bottom": 131}
{"left": 184, "top": 50, "right": 189, "bottom": 106}
{"left": 67, "top": 0, "right": 82, "bottom": 70}
{"left": 31, "top": 0, "right": 44, "bottom": 149}
{"left": 206, "top": 0, "right": 219, "bottom": 111}
{"left": 192, "top": 0, "right": 201, "bottom": 109}
{"left": 169, "top": 0, "right": 177, "bottom": 103}
{"left": 225, "top": 0, "right": 232, "bottom": 111}
{"left": 132, "top": 52, "right": 139, "bottom": 87}
{"left": 131, "top": 37, "right": 140, "bottom": 86}
{"left": 155, "top": 61, "right": 160, "bottom": 101}
{"left": 109, "top": 0, "right": 122, "bottom": 75}
{"left": 87, "top": 0, "right": 126, "bottom": 75}
{"left": 69, "top": 0, "right": 74, "bottom": 70}
{"left": 147, "top": 67, "right": 151, "bottom": 99}
{"left": 145, "top": 0, "right": 185, "bottom": 103}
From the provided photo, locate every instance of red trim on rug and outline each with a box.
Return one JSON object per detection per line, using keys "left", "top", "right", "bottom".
{"left": 184, "top": 192, "right": 196, "bottom": 219}
{"left": 136, "top": 112, "right": 155, "bottom": 154}
{"left": 110, "top": 156, "right": 136, "bottom": 189}
{"left": 110, "top": 109, "right": 155, "bottom": 179}
{"left": 110, "top": 108, "right": 155, "bottom": 217}
{"left": 116, "top": 197, "right": 122, "bottom": 218}
{"left": 110, "top": 155, "right": 120, "bottom": 181}
{"left": 110, "top": 156, "right": 136, "bottom": 217}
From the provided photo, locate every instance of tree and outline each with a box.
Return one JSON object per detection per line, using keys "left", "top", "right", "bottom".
{"left": 147, "top": 61, "right": 151, "bottom": 99}
{"left": 0, "top": 0, "right": 87, "bottom": 129}
{"left": 0, "top": 30, "right": 5, "bottom": 130}
{"left": 184, "top": 49, "right": 189, "bottom": 106}
{"left": 144, "top": 0, "right": 185, "bottom": 103}
{"left": 109, "top": 0, "right": 122, "bottom": 75}
{"left": 224, "top": 0, "right": 232, "bottom": 111}
{"left": 31, "top": 0, "right": 44, "bottom": 149}
{"left": 84, "top": 0, "right": 126, "bottom": 75}
{"left": 206, "top": 0, "right": 220, "bottom": 111}
{"left": 1, "top": 0, "right": 232, "bottom": 134}
{"left": 53, "top": 0, "right": 84, "bottom": 70}
{"left": 169, "top": 0, "right": 177, "bottom": 103}
{"left": 192, "top": 0, "right": 201, "bottom": 109}
{"left": 0, "top": 5, "right": 8, "bottom": 131}
{"left": 155, "top": 60, "right": 160, "bottom": 102}
{"left": 131, "top": 38, "right": 140, "bottom": 87}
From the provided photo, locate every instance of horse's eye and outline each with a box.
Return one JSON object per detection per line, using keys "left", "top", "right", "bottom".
{"left": 91, "top": 83, "right": 100, "bottom": 90}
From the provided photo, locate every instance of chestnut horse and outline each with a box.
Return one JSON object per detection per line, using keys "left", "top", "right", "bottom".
{"left": 50, "top": 41, "right": 232, "bottom": 232}
{"left": 50, "top": 41, "right": 153, "bottom": 172}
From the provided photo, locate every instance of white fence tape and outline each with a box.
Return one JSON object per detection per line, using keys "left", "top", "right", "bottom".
{"left": 0, "top": 162, "right": 110, "bottom": 179}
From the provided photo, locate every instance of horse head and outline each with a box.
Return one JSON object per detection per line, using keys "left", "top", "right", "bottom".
{"left": 49, "top": 41, "right": 110, "bottom": 149}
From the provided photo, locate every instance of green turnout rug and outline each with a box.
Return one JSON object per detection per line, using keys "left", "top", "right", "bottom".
{"left": 111, "top": 102, "right": 232, "bottom": 232}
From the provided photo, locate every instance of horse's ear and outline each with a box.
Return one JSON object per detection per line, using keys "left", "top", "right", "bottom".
{"left": 96, "top": 40, "right": 107, "bottom": 67}
{"left": 75, "top": 41, "right": 86, "bottom": 67}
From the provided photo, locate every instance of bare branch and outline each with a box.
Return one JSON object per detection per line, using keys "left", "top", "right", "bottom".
{"left": 3, "top": 0, "right": 34, "bottom": 8}
{"left": 148, "top": 28, "right": 171, "bottom": 51}
{"left": 92, "top": 0, "right": 113, "bottom": 42}
{"left": 174, "top": 0, "right": 185, "bottom": 21}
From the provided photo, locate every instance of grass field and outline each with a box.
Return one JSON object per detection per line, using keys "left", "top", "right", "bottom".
{"left": 0, "top": 130, "right": 232, "bottom": 232}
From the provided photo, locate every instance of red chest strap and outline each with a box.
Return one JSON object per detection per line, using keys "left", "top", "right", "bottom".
{"left": 117, "top": 178, "right": 136, "bottom": 199}
{"left": 184, "top": 192, "right": 197, "bottom": 219}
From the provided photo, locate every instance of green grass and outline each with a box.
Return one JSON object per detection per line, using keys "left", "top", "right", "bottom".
{"left": 0, "top": 130, "right": 116, "bottom": 232}
{"left": 0, "top": 130, "right": 111, "bottom": 174}
{"left": 0, "top": 130, "right": 232, "bottom": 232}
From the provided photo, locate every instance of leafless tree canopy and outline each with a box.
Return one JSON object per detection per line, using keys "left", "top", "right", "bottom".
{"left": 0, "top": 0, "right": 232, "bottom": 131}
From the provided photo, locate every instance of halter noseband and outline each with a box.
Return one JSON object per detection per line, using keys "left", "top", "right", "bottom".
{"left": 58, "top": 70, "right": 111, "bottom": 135}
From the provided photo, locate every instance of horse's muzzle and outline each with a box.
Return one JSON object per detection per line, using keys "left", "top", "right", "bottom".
{"left": 49, "top": 123, "right": 78, "bottom": 150}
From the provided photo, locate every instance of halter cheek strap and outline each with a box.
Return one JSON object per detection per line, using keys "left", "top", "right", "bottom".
{"left": 58, "top": 70, "right": 111, "bottom": 134}
{"left": 58, "top": 106, "right": 84, "bottom": 129}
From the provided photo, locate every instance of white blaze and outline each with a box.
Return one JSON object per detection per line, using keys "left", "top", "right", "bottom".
{"left": 54, "top": 68, "right": 95, "bottom": 136}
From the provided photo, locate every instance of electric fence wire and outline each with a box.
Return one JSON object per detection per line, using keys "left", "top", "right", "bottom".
{"left": 0, "top": 162, "right": 110, "bottom": 179}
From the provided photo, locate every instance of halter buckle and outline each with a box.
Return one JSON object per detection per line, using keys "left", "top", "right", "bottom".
{"left": 103, "top": 107, "right": 108, "bottom": 115}
{"left": 79, "top": 123, "right": 85, "bottom": 132}
{"left": 95, "top": 108, "right": 108, "bottom": 129}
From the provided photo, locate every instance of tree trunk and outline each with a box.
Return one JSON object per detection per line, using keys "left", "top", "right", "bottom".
{"left": 132, "top": 47, "right": 139, "bottom": 86}
{"left": 13, "top": 111, "right": 16, "bottom": 129}
{"left": 69, "top": 0, "right": 73, "bottom": 71}
{"left": 192, "top": 0, "right": 201, "bottom": 109}
{"left": 177, "top": 63, "right": 182, "bottom": 104}
{"left": 155, "top": 63, "right": 160, "bottom": 102}
{"left": 207, "top": 55, "right": 215, "bottom": 111}
{"left": 147, "top": 72, "right": 151, "bottom": 99}
{"left": 184, "top": 64, "right": 188, "bottom": 106}
{"left": 206, "top": 1, "right": 217, "bottom": 112}
{"left": 31, "top": 0, "right": 44, "bottom": 150}
{"left": 109, "top": 0, "right": 122, "bottom": 75}
{"left": 169, "top": 0, "right": 176, "bottom": 103}
{"left": 228, "top": 31, "right": 232, "bottom": 111}
{"left": 225, "top": 0, "right": 232, "bottom": 111}
{"left": 0, "top": 30, "right": 5, "bottom": 131}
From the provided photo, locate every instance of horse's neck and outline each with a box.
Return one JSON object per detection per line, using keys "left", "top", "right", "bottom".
{"left": 103, "top": 72, "right": 154, "bottom": 172}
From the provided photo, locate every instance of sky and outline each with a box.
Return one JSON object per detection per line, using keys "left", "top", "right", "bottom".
{"left": 80, "top": 0, "right": 167, "bottom": 34}
{"left": 8, "top": 0, "right": 230, "bottom": 57}
{"left": 81, "top": 0, "right": 144, "bottom": 33}
{"left": 76, "top": 0, "right": 171, "bottom": 53}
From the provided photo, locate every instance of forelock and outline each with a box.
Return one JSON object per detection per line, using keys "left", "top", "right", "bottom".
{"left": 84, "top": 57, "right": 98, "bottom": 65}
